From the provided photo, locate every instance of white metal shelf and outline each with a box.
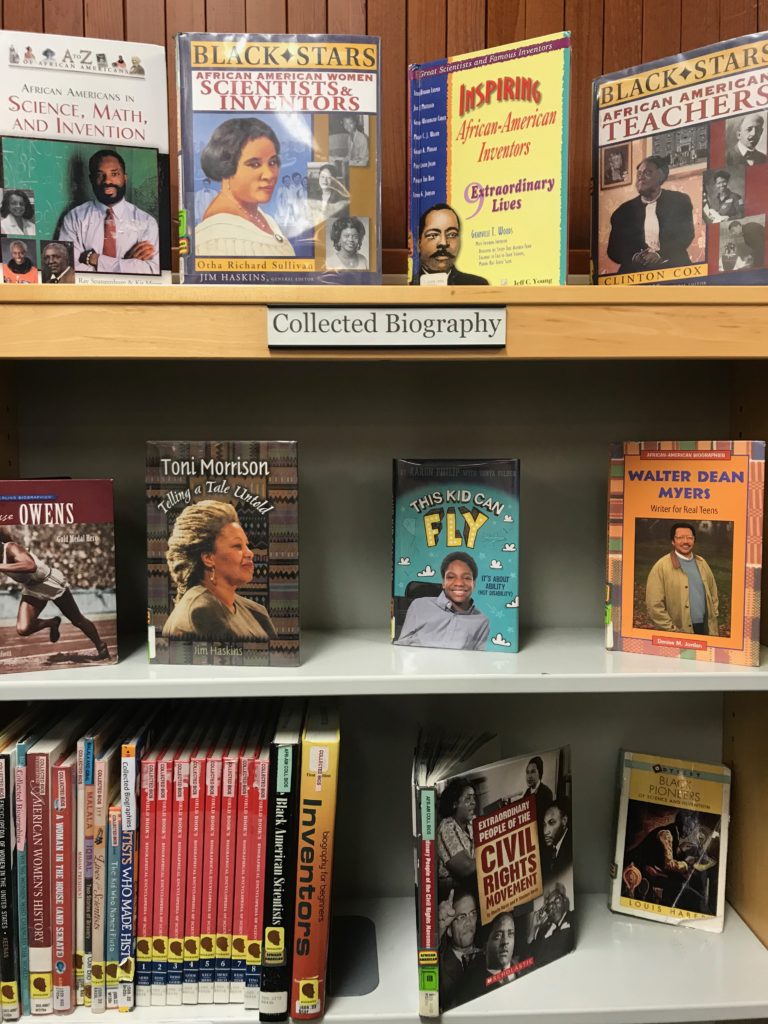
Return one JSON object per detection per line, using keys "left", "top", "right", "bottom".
{"left": 52, "top": 895, "right": 768, "bottom": 1023}
{"left": 1, "top": 629, "right": 765, "bottom": 699}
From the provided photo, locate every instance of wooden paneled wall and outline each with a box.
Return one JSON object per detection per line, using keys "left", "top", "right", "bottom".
{"left": 2, "top": 0, "right": 767, "bottom": 272}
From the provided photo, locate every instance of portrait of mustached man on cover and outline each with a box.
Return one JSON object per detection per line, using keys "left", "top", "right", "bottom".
{"left": 412, "top": 203, "right": 489, "bottom": 285}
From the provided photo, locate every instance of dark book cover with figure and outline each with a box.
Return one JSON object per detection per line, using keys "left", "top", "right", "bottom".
{"left": 177, "top": 33, "right": 381, "bottom": 285}
{"left": 147, "top": 441, "right": 299, "bottom": 667}
{"left": 610, "top": 751, "right": 730, "bottom": 932}
{"left": 593, "top": 31, "right": 768, "bottom": 285}
{"left": 413, "top": 735, "right": 573, "bottom": 1016}
{"left": 392, "top": 459, "right": 520, "bottom": 654}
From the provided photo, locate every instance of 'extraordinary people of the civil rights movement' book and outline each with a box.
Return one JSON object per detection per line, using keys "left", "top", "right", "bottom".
{"left": 408, "top": 33, "right": 570, "bottom": 287}
{"left": 147, "top": 441, "right": 299, "bottom": 666}
{"left": 176, "top": 34, "right": 381, "bottom": 285}
{"left": 392, "top": 459, "right": 519, "bottom": 653}
{"left": 593, "top": 31, "right": 768, "bottom": 286}
{"left": 610, "top": 751, "right": 730, "bottom": 932}
{"left": 606, "top": 441, "right": 765, "bottom": 666}
{"left": 0, "top": 30, "right": 171, "bottom": 284}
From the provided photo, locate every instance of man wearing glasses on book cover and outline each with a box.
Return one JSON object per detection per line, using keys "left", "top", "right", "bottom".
{"left": 645, "top": 522, "right": 719, "bottom": 636}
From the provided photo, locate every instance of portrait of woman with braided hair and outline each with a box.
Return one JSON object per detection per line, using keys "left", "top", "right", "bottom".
{"left": 161, "top": 499, "right": 277, "bottom": 642}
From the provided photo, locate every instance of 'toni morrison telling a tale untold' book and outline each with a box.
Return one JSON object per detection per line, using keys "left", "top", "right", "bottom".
{"left": 593, "top": 30, "right": 768, "bottom": 285}
{"left": 177, "top": 33, "right": 381, "bottom": 285}
{"left": 408, "top": 32, "right": 570, "bottom": 287}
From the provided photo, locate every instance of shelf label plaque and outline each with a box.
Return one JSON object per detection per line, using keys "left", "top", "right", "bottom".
{"left": 267, "top": 306, "right": 506, "bottom": 347}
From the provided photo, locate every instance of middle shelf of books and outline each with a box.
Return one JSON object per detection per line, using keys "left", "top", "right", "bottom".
{"left": 1, "top": 324, "right": 768, "bottom": 1022}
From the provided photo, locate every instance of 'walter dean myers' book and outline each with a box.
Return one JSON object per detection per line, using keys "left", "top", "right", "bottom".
{"left": 177, "top": 33, "right": 381, "bottom": 285}
{"left": 392, "top": 459, "right": 519, "bottom": 653}
{"left": 0, "top": 29, "right": 171, "bottom": 284}
{"left": 610, "top": 751, "right": 730, "bottom": 931}
{"left": 408, "top": 33, "right": 570, "bottom": 287}
{"left": 147, "top": 442, "right": 299, "bottom": 666}
{"left": 413, "top": 734, "right": 573, "bottom": 1016}
{"left": 0, "top": 479, "right": 116, "bottom": 672}
{"left": 593, "top": 30, "right": 768, "bottom": 285}
{"left": 606, "top": 441, "right": 765, "bottom": 666}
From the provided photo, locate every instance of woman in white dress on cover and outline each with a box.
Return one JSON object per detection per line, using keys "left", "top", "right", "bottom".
{"left": 195, "top": 117, "right": 295, "bottom": 258}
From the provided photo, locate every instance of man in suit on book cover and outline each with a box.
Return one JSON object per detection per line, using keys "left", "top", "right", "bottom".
{"left": 727, "top": 113, "right": 767, "bottom": 167}
{"left": 412, "top": 203, "right": 489, "bottom": 286}
{"left": 645, "top": 523, "right": 719, "bottom": 636}
{"left": 541, "top": 798, "right": 572, "bottom": 881}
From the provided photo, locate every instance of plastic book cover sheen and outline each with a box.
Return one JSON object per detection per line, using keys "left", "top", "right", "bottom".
{"left": 610, "top": 751, "right": 730, "bottom": 931}
{"left": 392, "top": 459, "right": 520, "bottom": 653}
{"left": 0, "top": 480, "right": 116, "bottom": 672}
{"left": 606, "top": 441, "right": 765, "bottom": 665}
{"left": 147, "top": 442, "right": 299, "bottom": 667}
{"left": 419, "top": 745, "right": 573, "bottom": 1014}
{"left": 592, "top": 31, "right": 768, "bottom": 286}
{"left": 408, "top": 33, "right": 570, "bottom": 286}
{"left": 177, "top": 33, "right": 381, "bottom": 285}
{"left": 0, "top": 30, "right": 171, "bottom": 284}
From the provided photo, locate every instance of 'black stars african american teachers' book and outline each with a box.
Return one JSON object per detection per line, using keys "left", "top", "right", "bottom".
{"left": 147, "top": 441, "right": 298, "bottom": 666}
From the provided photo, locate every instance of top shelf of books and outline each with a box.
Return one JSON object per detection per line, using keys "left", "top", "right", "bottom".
{"left": 3, "top": 284, "right": 768, "bottom": 359}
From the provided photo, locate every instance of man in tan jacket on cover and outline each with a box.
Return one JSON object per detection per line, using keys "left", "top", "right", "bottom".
{"left": 645, "top": 523, "right": 719, "bottom": 636}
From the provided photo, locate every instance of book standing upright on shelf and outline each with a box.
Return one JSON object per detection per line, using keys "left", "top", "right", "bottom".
{"left": 147, "top": 442, "right": 299, "bottom": 667}
{"left": 610, "top": 751, "right": 731, "bottom": 931}
{"left": 593, "top": 31, "right": 768, "bottom": 285}
{"left": 177, "top": 33, "right": 381, "bottom": 285}
{"left": 392, "top": 459, "right": 520, "bottom": 653}
{"left": 606, "top": 441, "right": 765, "bottom": 665}
{"left": 0, "top": 30, "right": 171, "bottom": 285}
{"left": 413, "top": 734, "right": 574, "bottom": 1016}
{"left": 51, "top": 752, "right": 76, "bottom": 1015}
{"left": 408, "top": 33, "right": 570, "bottom": 286}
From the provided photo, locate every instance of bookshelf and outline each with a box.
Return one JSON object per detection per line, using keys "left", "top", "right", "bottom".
{"left": 1, "top": 283, "right": 767, "bottom": 1023}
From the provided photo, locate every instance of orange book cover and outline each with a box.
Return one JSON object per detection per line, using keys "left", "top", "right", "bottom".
{"left": 289, "top": 703, "right": 340, "bottom": 1022}
{"left": 606, "top": 440, "right": 765, "bottom": 665}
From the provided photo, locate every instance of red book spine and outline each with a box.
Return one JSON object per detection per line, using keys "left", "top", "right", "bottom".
{"left": 229, "top": 754, "right": 253, "bottom": 1003}
{"left": 135, "top": 756, "right": 157, "bottom": 1008}
{"left": 198, "top": 754, "right": 222, "bottom": 1004}
{"left": 26, "top": 752, "right": 53, "bottom": 1016}
{"left": 167, "top": 755, "right": 190, "bottom": 1005}
{"left": 52, "top": 762, "right": 75, "bottom": 1015}
{"left": 243, "top": 755, "right": 269, "bottom": 1010}
{"left": 213, "top": 752, "right": 238, "bottom": 1003}
{"left": 150, "top": 756, "right": 174, "bottom": 1005}
{"left": 182, "top": 750, "right": 206, "bottom": 1004}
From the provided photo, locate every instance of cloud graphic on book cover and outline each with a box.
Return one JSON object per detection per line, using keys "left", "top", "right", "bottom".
{"left": 506, "top": 596, "right": 519, "bottom": 608}
{"left": 417, "top": 565, "right": 436, "bottom": 577}
{"left": 492, "top": 633, "right": 511, "bottom": 647}
{"left": 490, "top": 559, "right": 503, "bottom": 569}
{"left": 504, "top": 515, "right": 514, "bottom": 522}
{"left": 502, "top": 543, "right": 516, "bottom": 552}
{"left": 398, "top": 557, "right": 411, "bottom": 566}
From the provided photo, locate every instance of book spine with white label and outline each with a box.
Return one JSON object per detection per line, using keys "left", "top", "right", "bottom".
{"left": 167, "top": 751, "right": 191, "bottom": 1006}
{"left": 244, "top": 748, "right": 270, "bottom": 1011}
{"left": 15, "top": 748, "right": 32, "bottom": 1016}
{"left": 182, "top": 744, "right": 207, "bottom": 1004}
{"left": 92, "top": 743, "right": 120, "bottom": 1015}
{"left": 52, "top": 756, "right": 75, "bottom": 1016}
{"left": 230, "top": 751, "right": 253, "bottom": 1004}
{"left": 105, "top": 806, "right": 120, "bottom": 1010}
{"left": 198, "top": 744, "right": 223, "bottom": 1005}
{"left": 27, "top": 750, "right": 55, "bottom": 1015}
{"left": 135, "top": 752, "right": 157, "bottom": 1008}
{"left": 415, "top": 786, "right": 439, "bottom": 1018}
{"left": 117, "top": 736, "right": 142, "bottom": 1014}
{"left": 150, "top": 749, "right": 176, "bottom": 1007}
{"left": 0, "top": 751, "right": 20, "bottom": 1022}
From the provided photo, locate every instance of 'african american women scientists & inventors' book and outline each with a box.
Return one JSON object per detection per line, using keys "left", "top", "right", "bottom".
{"left": 392, "top": 459, "right": 519, "bottom": 653}
{"left": 0, "top": 29, "right": 171, "bottom": 285}
{"left": 408, "top": 33, "right": 570, "bottom": 287}
{"left": 593, "top": 30, "right": 768, "bottom": 285}
{"left": 147, "top": 441, "right": 299, "bottom": 667}
{"left": 176, "top": 33, "right": 381, "bottom": 285}
{"left": 606, "top": 440, "right": 765, "bottom": 666}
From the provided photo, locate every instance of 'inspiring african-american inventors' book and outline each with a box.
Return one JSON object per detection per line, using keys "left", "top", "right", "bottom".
{"left": 392, "top": 459, "right": 519, "bottom": 653}
{"left": 413, "top": 733, "right": 573, "bottom": 1016}
{"left": 0, "top": 479, "right": 116, "bottom": 672}
{"left": 610, "top": 750, "right": 730, "bottom": 932}
{"left": 147, "top": 441, "right": 299, "bottom": 666}
{"left": 606, "top": 441, "right": 765, "bottom": 666}
{"left": 593, "top": 30, "right": 768, "bottom": 285}
{"left": 408, "top": 33, "right": 570, "bottom": 287}
{"left": 176, "top": 33, "right": 381, "bottom": 285}
{"left": 0, "top": 29, "right": 171, "bottom": 285}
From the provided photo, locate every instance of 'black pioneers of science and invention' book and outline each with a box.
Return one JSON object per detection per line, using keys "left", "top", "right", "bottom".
{"left": 147, "top": 441, "right": 299, "bottom": 667}
{"left": 593, "top": 30, "right": 768, "bottom": 286}
{"left": 177, "top": 34, "right": 381, "bottom": 286}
